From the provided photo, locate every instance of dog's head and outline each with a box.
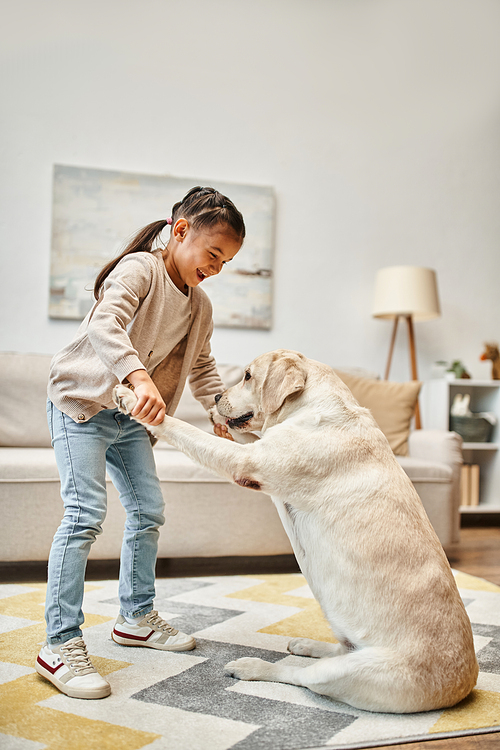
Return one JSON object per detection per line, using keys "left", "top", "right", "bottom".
{"left": 215, "top": 349, "right": 308, "bottom": 431}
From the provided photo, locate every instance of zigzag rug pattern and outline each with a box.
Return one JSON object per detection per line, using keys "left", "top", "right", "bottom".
{"left": 1, "top": 571, "right": 499, "bottom": 750}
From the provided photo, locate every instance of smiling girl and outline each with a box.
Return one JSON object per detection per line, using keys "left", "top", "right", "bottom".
{"left": 37, "top": 187, "right": 245, "bottom": 699}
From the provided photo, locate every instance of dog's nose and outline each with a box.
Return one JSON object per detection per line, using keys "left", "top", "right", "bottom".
{"left": 214, "top": 393, "right": 222, "bottom": 403}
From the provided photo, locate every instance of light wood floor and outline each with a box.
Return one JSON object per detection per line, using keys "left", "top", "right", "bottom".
{"left": 446, "top": 526, "right": 500, "bottom": 586}
{"left": 380, "top": 731, "right": 500, "bottom": 749}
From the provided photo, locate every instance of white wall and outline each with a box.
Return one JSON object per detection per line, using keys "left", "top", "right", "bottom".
{"left": 1, "top": 0, "right": 499, "bottom": 382}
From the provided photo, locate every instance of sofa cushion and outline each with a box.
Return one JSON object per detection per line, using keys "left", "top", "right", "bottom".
{"left": 0, "top": 447, "right": 60, "bottom": 480}
{"left": 0, "top": 445, "right": 232, "bottom": 486}
{"left": 0, "top": 353, "right": 53, "bottom": 447}
{"left": 0, "top": 446, "right": 451, "bottom": 487}
{"left": 335, "top": 371, "right": 421, "bottom": 456}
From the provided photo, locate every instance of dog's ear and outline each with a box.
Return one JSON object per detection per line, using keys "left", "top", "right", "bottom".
{"left": 261, "top": 354, "right": 307, "bottom": 414}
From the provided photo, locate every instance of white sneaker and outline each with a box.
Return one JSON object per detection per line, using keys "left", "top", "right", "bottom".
{"left": 36, "top": 637, "right": 111, "bottom": 699}
{"left": 112, "top": 610, "right": 196, "bottom": 651}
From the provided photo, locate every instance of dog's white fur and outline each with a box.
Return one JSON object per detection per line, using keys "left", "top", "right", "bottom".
{"left": 113, "top": 349, "right": 478, "bottom": 713}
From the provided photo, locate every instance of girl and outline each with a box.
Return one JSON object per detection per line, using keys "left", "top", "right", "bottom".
{"left": 36, "top": 186, "right": 245, "bottom": 699}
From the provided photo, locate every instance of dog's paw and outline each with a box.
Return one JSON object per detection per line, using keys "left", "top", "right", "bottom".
{"left": 112, "top": 384, "right": 138, "bottom": 415}
{"left": 288, "top": 637, "right": 343, "bottom": 659}
{"left": 224, "top": 657, "right": 270, "bottom": 681}
{"left": 208, "top": 404, "right": 226, "bottom": 427}
{"left": 287, "top": 638, "right": 316, "bottom": 657}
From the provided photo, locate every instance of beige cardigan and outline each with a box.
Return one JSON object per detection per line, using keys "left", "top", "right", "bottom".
{"left": 48, "top": 250, "right": 224, "bottom": 423}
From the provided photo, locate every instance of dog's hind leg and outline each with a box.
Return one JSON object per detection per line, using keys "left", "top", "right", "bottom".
{"left": 225, "top": 650, "right": 412, "bottom": 713}
{"left": 288, "top": 638, "right": 345, "bottom": 658}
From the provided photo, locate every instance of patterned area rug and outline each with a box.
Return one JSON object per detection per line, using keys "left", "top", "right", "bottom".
{"left": 1, "top": 570, "right": 499, "bottom": 750}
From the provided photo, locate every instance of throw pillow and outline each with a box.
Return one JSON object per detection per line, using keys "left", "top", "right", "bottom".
{"left": 334, "top": 371, "right": 421, "bottom": 456}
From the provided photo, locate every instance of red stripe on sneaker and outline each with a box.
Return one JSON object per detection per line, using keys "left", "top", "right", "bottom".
{"left": 37, "top": 655, "right": 64, "bottom": 674}
{"left": 113, "top": 627, "right": 154, "bottom": 642}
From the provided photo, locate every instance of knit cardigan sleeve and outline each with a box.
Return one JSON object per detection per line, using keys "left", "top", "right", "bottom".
{"left": 86, "top": 254, "right": 152, "bottom": 383}
{"left": 188, "top": 318, "right": 226, "bottom": 411}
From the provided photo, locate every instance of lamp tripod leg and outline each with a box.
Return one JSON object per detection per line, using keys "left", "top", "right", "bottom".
{"left": 384, "top": 316, "right": 399, "bottom": 381}
{"left": 406, "top": 315, "right": 422, "bottom": 429}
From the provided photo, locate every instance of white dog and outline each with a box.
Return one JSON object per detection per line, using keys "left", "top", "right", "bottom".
{"left": 113, "top": 349, "right": 478, "bottom": 714}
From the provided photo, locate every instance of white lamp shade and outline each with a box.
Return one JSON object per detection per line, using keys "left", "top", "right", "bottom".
{"left": 373, "top": 266, "right": 440, "bottom": 321}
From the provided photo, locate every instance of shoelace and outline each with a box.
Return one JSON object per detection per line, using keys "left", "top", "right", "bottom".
{"left": 145, "top": 610, "right": 178, "bottom": 635}
{"left": 60, "top": 639, "right": 96, "bottom": 675}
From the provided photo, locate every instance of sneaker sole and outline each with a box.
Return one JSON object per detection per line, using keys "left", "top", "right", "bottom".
{"left": 35, "top": 661, "right": 111, "bottom": 699}
{"left": 111, "top": 631, "right": 196, "bottom": 651}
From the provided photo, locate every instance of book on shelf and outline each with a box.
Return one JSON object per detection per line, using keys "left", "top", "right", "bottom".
{"left": 460, "top": 464, "right": 480, "bottom": 507}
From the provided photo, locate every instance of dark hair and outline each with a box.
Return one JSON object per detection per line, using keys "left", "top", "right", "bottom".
{"left": 93, "top": 186, "right": 245, "bottom": 300}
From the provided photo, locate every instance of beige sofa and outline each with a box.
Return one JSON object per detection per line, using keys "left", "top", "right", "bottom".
{"left": 0, "top": 352, "right": 462, "bottom": 565}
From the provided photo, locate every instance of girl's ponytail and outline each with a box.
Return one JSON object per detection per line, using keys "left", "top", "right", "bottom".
{"left": 93, "top": 219, "right": 169, "bottom": 300}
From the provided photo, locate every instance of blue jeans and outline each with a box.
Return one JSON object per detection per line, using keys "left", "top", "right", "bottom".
{"left": 45, "top": 400, "right": 165, "bottom": 645}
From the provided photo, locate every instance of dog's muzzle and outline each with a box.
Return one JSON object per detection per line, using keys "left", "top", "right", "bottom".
{"left": 226, "top": 412, "right": 254, "bottom": 429}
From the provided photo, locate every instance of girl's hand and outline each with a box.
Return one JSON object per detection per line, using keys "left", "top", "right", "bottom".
{"left": 208, "top": 405, "right": 234, "bottom": 441}
{"left": 126, "top": 370, "right": 166, "bottom": 426}
{"left": 213, "top": 423, "right": 234, "bottom": 441}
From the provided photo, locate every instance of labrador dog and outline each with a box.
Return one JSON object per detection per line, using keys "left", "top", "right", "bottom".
{"left": 113, "top": 349, "right": 478, "bottom": 713}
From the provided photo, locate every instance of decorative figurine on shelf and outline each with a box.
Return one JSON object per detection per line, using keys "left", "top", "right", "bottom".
{"left": 480, "top": 343, "right": 500, "bottom": 380}
{"left": 451, "top": 393, "right": 471, "bottom": 416}
{"left": 447, "top": 360, "right": 471, "bottom": 379}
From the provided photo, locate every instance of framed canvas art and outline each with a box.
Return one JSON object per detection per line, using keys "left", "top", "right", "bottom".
{"left": 48, "top": 165, "right": 275, "bottom": 328}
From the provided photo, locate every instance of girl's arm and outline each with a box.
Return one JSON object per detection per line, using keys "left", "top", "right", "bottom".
{"left": 187, "top": 325, "right": 242, "bottom": 441}
{"left": 89, "top": 255, "right": 167, "bottom": 425}
{"left": 86, "top": 255, "right": 152, "bottom": 383}
{"left": 188, "top": 321, "right": 226, "bottom": 410}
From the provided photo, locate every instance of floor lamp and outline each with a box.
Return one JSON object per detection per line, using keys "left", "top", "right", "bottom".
{"left": 372, "top": 266, "right": 441, "bottom": 429}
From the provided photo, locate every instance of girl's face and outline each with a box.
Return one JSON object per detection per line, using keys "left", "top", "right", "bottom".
{"left": 164, "top": 219, "right": 242, "bottom": 293}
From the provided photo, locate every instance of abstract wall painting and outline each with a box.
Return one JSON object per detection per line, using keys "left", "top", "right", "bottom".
{"left": 49, "top": 165, "right": 275, "bottom": 328}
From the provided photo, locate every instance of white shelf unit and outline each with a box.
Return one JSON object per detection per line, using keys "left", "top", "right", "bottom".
{"left": 421, "top": 379, "right": 500, "bottom": 513}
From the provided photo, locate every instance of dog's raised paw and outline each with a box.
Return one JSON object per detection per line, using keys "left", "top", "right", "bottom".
{"left": 112, "top": 385, "right": 138, "bottom": 414}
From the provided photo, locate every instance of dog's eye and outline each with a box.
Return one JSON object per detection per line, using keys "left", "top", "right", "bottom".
{"left": 244, "top": 371, "right": 251, "bottom": 381}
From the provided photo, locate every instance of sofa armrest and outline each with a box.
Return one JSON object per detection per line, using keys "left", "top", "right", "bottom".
{"left": 408, "top": 429, "right": 463, "bottom": 466}
{"left": 407, "top": 429, "right": 463, "bottom": 544}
